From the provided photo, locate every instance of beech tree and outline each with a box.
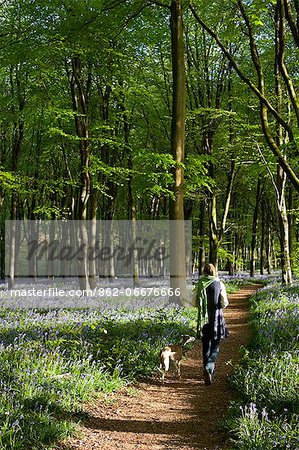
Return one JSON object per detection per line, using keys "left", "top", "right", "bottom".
{"left": 168, "top": 0, "right": 188, "bottom": 303}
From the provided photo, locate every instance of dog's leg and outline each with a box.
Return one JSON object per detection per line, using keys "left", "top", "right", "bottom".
{"left": 159, "top": 363, "right": 166, "bottom": 381}
{"left": 159, "top": 351, "right": 170, "bottom": 381}
{"left": 173, "top": 360, "right": 181, "bottom": 378}
{"left": 178, "top": 360, "right": 181, "bottom": 378}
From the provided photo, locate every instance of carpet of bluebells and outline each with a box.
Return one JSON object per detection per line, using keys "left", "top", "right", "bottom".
{"left": 0, "top": 275, "right": 270, "bottom": 449}
{"left": 228, "top": 284, "right": 299, "bottom": 450}
{"left": 0, "top": 277, "right": 200, "bottom": 449}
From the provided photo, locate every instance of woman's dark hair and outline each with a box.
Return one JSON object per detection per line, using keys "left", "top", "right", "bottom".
{"left": 203, "top": 263, "right": 216, "bottom": 276}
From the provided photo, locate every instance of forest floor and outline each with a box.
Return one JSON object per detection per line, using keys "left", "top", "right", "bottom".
{"left": 58, "top": 284, "right": 261, "bottom": 450}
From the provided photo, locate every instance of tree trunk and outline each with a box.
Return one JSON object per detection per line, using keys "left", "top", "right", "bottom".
{"left": 169, "top": 0, "right": 188, "bottom": 304}
{"left": 8, "top": 198, "right": 17, "bottom": 290}
{"left": 209, "top": 193, "right": 219, "bottom": 270}
{"left": 0, "top": 216, "right": 5, "bottom": 283}
{"left": 209, "top": 160, "right": 235, "bottom": 273}
{"left": 266, "top": 224, "right": 272, "bottom": 274}
{"left": 89, "top": 190, "right": 98, "bottom": 290}
{"left": 277, "top": 166, "right": 292, "bottom": 284}
{"left": 0, "top": 125, "right": 6, "bottom": 283}
{"left": 274, "top": 10, "right": 292, "bottom": 284}
{"left": 124, "top": 101, "right": 140, "bottom": 287}
{"left": 250, "top": 176, "right": 261, "bottom": 277}
{"left": 128, "top": 165, "right": 140, "bottom": 287}
{"left": 118, "top": 80, "right": 140, "bottom": 286}
{"left": 198, "top": 199, "right": 206, "bottom": 276}
{"left": 287, "top": 186, "right": 294, "bottom": 267}
{"left": 227, "top": 229, "right": 235, "bottom": 276}
{"left": 8, "top": 120, "right": 24, "bottom": 289}
{"left": 8, "top": 64, "right": 25, "bottom": 289}
{"left": 69, "top": 57, "right": 91, "bottom": 291}
{"left": 98, "top": 83, "right": 116, "bottom": 281}
{"left": 260, "top": 199, "right": 265, "bottom": 275}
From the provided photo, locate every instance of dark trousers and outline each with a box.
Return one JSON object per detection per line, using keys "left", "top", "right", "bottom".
{"left": 202, "top": 332, "right": 220, "bottom": 375}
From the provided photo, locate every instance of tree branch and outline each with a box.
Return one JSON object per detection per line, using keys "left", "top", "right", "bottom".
{"left": 189, "top": 2, "right": 294, "bottom": 140}
{"left": 278, "top": 0, "right": 299, "bottom": 125}
{"left": 112, "top": 3, "right": 152, "bottom": 39}
{"left": 219, "top": 160, "right": 236, "bottom": 242}
{"left": 237, "top": 0, "right": 264, "bottom": 92}
{"left": 189, "top": 1, "right": 299, "bottom": 192}
{"left": 284, "top": 0, "right": 299, "bottom": 46}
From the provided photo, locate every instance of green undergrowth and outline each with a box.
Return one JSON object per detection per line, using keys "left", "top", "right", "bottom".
{"left": 0, "top": 305, "right": 196, "bottom": 449}
{"left": 227, "top": 284, "right": 299, "bottom": 450}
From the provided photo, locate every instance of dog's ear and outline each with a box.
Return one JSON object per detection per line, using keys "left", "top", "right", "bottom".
{"left": 180, "top": 335, "right": 195, "bottom": 345}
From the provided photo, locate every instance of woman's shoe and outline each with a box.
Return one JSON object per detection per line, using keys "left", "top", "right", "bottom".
{"left": 203, "top": 368, "right": 213, "bottom": 385}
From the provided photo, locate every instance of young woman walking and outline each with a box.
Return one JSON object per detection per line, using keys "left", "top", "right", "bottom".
{"left": 195, "top": 263, "right": 229, "bottom": 385}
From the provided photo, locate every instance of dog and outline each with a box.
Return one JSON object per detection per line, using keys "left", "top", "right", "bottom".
{"left": 158, "top": 335, "right": 195, "bottom": 380}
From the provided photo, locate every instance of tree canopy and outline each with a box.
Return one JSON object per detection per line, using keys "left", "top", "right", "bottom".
{"left": 1, "top": 0, "right": 299, "bottom": 293}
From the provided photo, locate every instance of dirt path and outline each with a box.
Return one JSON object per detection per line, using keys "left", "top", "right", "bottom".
{"left": 59, "top": 284, "right": 261, "bottom": 450}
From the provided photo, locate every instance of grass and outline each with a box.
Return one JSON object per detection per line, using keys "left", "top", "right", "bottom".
{"left": 227, "top": 284, "right": 299, "bottom": 450}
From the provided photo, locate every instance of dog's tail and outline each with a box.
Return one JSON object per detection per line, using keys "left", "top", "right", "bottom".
{"left": 159, "top": 347, "right": 173, "bottom": 372}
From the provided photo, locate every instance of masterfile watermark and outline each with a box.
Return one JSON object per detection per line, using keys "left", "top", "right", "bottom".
{"left": 6, "top": 286, "right": 182, "bottom": 299}
{"left": 5, "top": 220, "right": 192, "bottom": 278}
{"left": 27, "top": 238, "right": 167, "bottom": 264}
{"left": 8, "top": 288, "right": 98, "bottom": 297}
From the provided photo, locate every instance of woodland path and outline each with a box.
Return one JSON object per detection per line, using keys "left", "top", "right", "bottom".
{"left": 59, "top": 284, "right": 261, "bottom": 450}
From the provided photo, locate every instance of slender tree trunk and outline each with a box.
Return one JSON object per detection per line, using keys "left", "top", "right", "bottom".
{"left": 274, "top": 9, "right": 292, "bottom": 284}
{"left": 8, "top": 198, "right": 17, "bottom": 290}
{"left": 277, "top": 166, "right": 292, "bottom": 284}
{"left": 227, "top": 229, "right": 235, "bottom": 276}
{"left": 127, "top": 142, "right": 140, "bottom": 286}
{"left": 287, "top": 186, "right": 294, "bottom": 267}
{"left": 169, "top": 0, "right": 188, "bottom": 304}
{"left": 209, "top": 193, "right": 219, "bottom": 270}
{"left": 209, "top": 160, "right": 236, "bottom": 272}
{"left": 0, "top": 216, "right": 5, "bottom": 283}
{"left": 198, "top": 199, "right": 206, "bottom": 276}
{"left": 127, "top": 151, "right": 139, "bottom": 287}
{"left": 250, "top": 176, "right": 261, "bottom": 277}
{"left": 128, "top": 163, "right": 140, "bottom": 287}
{"left": 8, "top": 64, "right": 25, "bottom": 289}
{"left": 260, "top": 199, "right": 265, "bottom": 275}
{"left": 266, "top": 224, "right": 272, "bottom": 274}
{"left": 28, "top": 219, "right": 38, "bottom": 279}
{"left": 206, "top": 61, "right": 235, "bottom": 271}
{"left": 8, "top": 120, "right": 24, "bottom": 289}
{"left": 0, "top": 125, "right": 6, "bottom": 283}
{"left": 107, "top": 220, "right": 115, "bottom": 280}
{"left": 98, "top": 83, "right": 116, "bottom": 281}
{"left": 120, "top": 81, "right": 140, "bottom": 287}
{"left": 47, "top": 219, "right": 55, "bottom": 277}
{"left": 89, "top": 191, "right": 98, "bottom": 290}
{"left": 69, "top": 57, "right": 91, "bottom": 291}
{"left": 59, "top": 116, "right": 76, "bottom": 219}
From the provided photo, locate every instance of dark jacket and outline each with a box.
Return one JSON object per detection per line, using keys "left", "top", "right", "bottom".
{"left": 204, "top": 280, "right": 227, "bottom": 340}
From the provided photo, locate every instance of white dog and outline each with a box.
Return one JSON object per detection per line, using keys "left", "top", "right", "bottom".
{"left": 159, "top": 335, "right": 195, "bottom": 380}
